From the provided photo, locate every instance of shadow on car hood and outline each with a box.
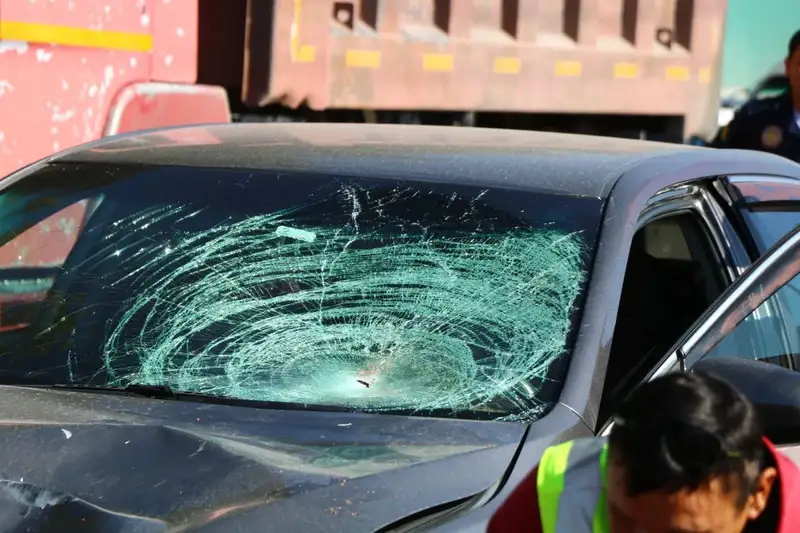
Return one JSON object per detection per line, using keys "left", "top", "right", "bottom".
{"left": 0, "top": 385, "right": 526, "bottom": 532}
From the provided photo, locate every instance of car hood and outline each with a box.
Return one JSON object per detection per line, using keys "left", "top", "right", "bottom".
{"left": 0, "top": 385, "right": 526, "bottom": 532}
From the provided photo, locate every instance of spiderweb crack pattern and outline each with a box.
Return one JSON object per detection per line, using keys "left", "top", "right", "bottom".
{"left": 100, "top": 186, "right": 586, "bottom": 418}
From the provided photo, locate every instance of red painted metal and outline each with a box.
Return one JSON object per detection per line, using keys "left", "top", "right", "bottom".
{"left": 0, "top": 200, "right": 90, "bottom": 329}
{"left": 244, "top": 0, "right": 726, "bottom": 136}
{"left": 0, "top": 0, "right": 227, "bottom": 178}
{"left": 0, "top": 1, "right": 231, "bottom": 329}
{"left": 0, "top": 201, "right": 90, "bottom": 269}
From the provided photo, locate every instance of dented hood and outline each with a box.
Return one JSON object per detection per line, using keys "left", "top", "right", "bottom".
{"left": 0, "top": 385, "right": 525, "bottom": 532}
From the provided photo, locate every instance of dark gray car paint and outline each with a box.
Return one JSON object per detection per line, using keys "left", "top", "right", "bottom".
{"left": 2, "top": 123, "right": 800, "bottom": 531}
{"left": 54, "top": 122, "right": 695, "bottom": 199}
{"left": 0, "top": 383, "right": 542, "bottom": 532}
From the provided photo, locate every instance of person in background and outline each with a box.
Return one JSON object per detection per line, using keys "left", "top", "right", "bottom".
{"left": 711, "top": 29, "right": 800, "bottom": 163}
{"left": 487, "top": 372, "right": 800, "bottom": 533}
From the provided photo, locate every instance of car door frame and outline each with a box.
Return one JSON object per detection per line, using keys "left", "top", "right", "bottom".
{"left": 601, "top": 223, "right": 800, "bottom": 438}
{"left": 557, "top": 149, "right": 800, "bottom": 433}
{"left": 716, "top": 174, "right": 800, "bottom": 255}
{"left": 592, "top": 182, "right": 745, "bottom": 414}
{"left": 592, "top": 180, "right": 742, "bottom": 434}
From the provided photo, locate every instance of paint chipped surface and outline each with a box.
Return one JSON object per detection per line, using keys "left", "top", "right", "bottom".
{"left": 35, "top": 48, "right": 53, "bottom": 63}
{"left": 0, "top": 41, "right": 29, "bottom": 54}
{"left": 0, "top": 81, "right": 14, "bottom": 96}
{"left": 0, "top": 0, "right": 200, "bottom": 176}
{"left": 2, "top": 0, "right": 157, "bottom": 34}
{"left": 0, "top": 479, "right": 70, "bottom": 509}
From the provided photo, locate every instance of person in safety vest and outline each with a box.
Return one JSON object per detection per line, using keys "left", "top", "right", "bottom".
{"left": 710, "top": 29, "right": 800, "bottom": 163}
{"left": 487, "top": 372, "right": 800, "bottom": 533}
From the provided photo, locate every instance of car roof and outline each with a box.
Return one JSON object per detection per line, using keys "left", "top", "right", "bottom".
{"left": 52, "top": 123, "right": 800, "bottom": 199}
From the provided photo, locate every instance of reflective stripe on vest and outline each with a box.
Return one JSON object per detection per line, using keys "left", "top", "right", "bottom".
{"left": 537, "top": 438, "right": 610, "bottom": 533}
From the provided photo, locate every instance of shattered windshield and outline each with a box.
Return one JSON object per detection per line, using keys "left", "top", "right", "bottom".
{"left": 0, "top": 163, "right": 600, "bottom": 421}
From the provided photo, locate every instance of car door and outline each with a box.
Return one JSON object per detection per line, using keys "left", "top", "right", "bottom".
{"left": 667, "top": 222, "right": 800, "bottom": 462}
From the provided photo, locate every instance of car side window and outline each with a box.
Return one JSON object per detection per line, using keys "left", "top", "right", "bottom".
{"left": 720, "top": 177, "right": 800, "bottom": 370}
{"left": 726, "top": 176, "right": 800, "bottom": 252}
{"left": 687, "top": 276, "right": 800, "bottom": 369}
{"left": 682, "top": 227, "right": 800, "bottom": 372}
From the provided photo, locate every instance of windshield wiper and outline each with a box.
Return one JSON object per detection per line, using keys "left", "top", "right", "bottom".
{"left": 50, "top": 382, "right": 191, "bottom": 399}
{"left": 49, "top": 383, "right": 180, "bottom": 400}
{"left": 37, "top": 382, "right": 364, "bottom": 412}
{"left": 122, "top": 383, "right": 178, "bottom": 398}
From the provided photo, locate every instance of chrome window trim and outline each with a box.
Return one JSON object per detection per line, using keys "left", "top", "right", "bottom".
{"left": 728, "top": 175, "right": 800, "bottom": 186}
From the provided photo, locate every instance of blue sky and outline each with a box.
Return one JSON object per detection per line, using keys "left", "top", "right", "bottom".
{"left": 722, "top": 0, "right": 800, "bottom": 88}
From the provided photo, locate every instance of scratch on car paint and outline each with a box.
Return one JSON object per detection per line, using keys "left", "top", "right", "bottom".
{"left": 188, "top": 441, "right": 206, "bottom": 458}
{"left": 0, "top": 480, "right": 71, "bottom": 509}
{"left": 96, "top": 186, "right": 585, "bottom": 420}
{"left": 61, "top": 429, "right": 72, "bottom": 439}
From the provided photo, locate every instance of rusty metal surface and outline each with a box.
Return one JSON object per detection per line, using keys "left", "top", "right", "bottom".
{"left": 254, "top": 0, "right": 726, "bottom": 133}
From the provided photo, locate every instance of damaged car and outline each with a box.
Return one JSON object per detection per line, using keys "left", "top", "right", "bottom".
{"left": 1, "top": 123, "right": 800, "bottom": 532}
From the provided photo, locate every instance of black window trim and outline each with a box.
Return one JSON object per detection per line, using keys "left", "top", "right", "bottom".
{"left": 639, "top": 183, "right": 738, "bottom": 281}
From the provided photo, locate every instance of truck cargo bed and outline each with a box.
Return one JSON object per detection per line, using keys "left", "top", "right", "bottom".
{"left": 198, "top": 0, "right": 727, "bottom": 137}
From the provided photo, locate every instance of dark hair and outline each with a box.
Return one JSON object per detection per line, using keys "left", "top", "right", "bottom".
{"left": 608, "top": 372, "right": 765, "bottom": 508}
{"left": 789, "top": 30, "right": 800, "bottom": 59}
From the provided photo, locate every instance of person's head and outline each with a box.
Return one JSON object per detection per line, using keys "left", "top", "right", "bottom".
{"left": 785, "top": 30, "right": 800, "bottom": 97}
{"left": 607, "top": 372, "right": 777, "bottom": 533}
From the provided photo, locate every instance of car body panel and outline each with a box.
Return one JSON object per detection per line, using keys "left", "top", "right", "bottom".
{"left": 53, "top": 123, "right": 691, "bottom": 199}
{"left": 0, "top": 383, "right": 536, "bottom": 532}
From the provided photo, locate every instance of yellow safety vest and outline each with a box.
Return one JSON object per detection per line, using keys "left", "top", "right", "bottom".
{"left": 537, "top": 438, "right": 611, "bottom": 533}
